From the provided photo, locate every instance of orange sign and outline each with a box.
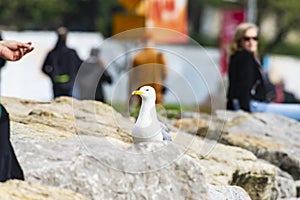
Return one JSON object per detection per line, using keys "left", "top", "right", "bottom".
{"left": 143, "top": 0, "right": 188, "bottom": 43}
{"left": 118, "top": 0, "right": 142, "bottom": 11}
{"left": 113, "top": 14, "right": 146, "bottom": 40}
{"left": 114, "top": 0, "right": 188, "bottom": 43}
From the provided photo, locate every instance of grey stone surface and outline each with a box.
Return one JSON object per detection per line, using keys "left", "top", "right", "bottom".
{"left": 216, "top": 110, "right": 300, "bottom": 178}
{"left": 3, "top": 96, "right": 294, "bottom": 199}
{"left": 16, "top": 135, "right": 208, "bottom": 200}
{"left": 173, "top": 110, "right": 300, "bottom": 199}
{"left": 0, "top": 180, "right": 88, "bottom": 200}
{"left": 207, "top": 185, "right": 251, "bottom": 200}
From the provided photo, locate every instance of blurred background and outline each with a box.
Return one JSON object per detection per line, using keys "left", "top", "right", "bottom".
{"left": 1, "top": 0, "right": 300, "bottom": 113}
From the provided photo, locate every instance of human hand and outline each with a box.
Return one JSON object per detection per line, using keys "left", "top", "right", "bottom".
{"left": 0, "top": 40, "right": 34, "bottom": 61}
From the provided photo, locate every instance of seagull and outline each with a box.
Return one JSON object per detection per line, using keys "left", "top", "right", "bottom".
{"left": 131, "top": 86, "right": 172, "bottom": 143}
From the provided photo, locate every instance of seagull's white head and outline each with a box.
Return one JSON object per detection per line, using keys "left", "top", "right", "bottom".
{"left": 132, "top": 86, "right": 156, "bottom": 103}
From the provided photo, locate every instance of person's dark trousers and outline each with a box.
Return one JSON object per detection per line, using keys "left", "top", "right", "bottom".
{"left": 53, "top": 86, "right": 73, "bottom": 98}
{"left": 0, "top": 105, "right": 24, "bottom": 182}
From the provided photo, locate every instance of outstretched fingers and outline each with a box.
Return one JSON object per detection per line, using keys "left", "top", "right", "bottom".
{"left": 0, "top": 40, "right": 34, "bottom": 61}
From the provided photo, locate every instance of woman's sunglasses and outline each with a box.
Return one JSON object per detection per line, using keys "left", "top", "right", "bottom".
{"left": 243, "top": 36, "right": 258, "bottom": 41}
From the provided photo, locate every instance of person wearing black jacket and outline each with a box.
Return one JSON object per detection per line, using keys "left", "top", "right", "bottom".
{"left": 42, "top": 27, "right": 82, "bottom": 98}
{"left": 0, "top": 39, "right": 34, "bottom": 182}
{"left": 227, "top": 49, "right": 266, "bottom": 111}
{"left": 227, "top": 22, "right": 300, "bottom": 120}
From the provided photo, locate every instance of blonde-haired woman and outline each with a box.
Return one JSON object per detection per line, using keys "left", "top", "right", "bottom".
{"left": 226, "top": 22, "right": 300, "bottom": 120}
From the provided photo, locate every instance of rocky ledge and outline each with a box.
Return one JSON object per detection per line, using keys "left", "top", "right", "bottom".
{"left": 1, "top": 96, "right": 299, "bottom": 199}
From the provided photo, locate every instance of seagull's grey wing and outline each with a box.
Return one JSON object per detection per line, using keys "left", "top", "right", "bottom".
{"left": 160, "top": 121, "right": 172, "bottom": 141}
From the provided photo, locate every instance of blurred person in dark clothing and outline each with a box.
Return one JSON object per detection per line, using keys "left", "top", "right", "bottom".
{"left": 42, "top": 27, "right": 82, "bottom": 98}
{"left": 0, "top": 39, "right": 34, "bottom": 182}
{"left": 76, "top": 48, "right": 112, "bottom": 102}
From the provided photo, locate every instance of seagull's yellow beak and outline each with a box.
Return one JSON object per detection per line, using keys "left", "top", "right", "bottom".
{"left": 132, "top": 90, "right": 143, "bottom": 95}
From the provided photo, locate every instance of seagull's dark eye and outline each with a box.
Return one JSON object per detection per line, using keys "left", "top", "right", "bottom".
{"left": 145, "top": 89, "right": 149, "bottom": 91}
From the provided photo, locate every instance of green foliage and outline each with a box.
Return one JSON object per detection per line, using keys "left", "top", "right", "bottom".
{"left": 256, "top": 0, "right": 300, "bottom": 58}
{"left": 96, "top": 0, "right": 120, "bottom": 37}
{"left": 190, "top": 0, "right": 240, "bottom": 8}
{"left": 1, "top": 0, "right": 300, "bottom": 57}
{"left": 0, "top": 0, "right": 68, "bottom": 29}
{"left": 188, "top": 0, "right": 300, "bottom": 58}
{"left": 189, "top": 32, "right": 218, "bottom": 47}
{"left": 258, "top": 0, "right": 300, "bottom": 26}
{"left": 270, "top": 42, "right": 300, "bottom": 58}
{"left": 0, "top": 0, "right": 119, "bottom": 32}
